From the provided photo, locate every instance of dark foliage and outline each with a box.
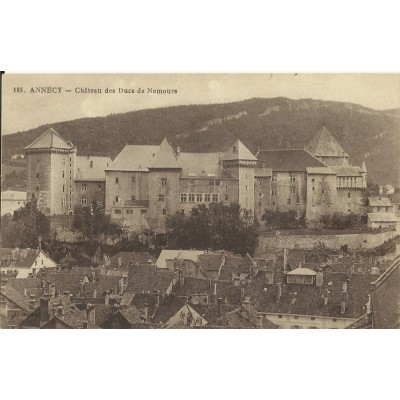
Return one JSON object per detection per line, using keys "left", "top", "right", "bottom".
{"left": 320, "top": 212, "right": 362, "bottom": 230}
{"left": 262, "top": 210, "right": 305, "bottom": 230}
{"left": 166, "top": 202, "right": 258, "bottom": 256}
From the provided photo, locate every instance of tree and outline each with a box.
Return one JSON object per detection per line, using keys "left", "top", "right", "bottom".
{"left": 320, "top": 212, "right": 361, "bottom": 230}
{"left": 262, "top": 210, "right": 303, "bottom": 230}
{"left": 72, "top": 200, "right": 122, "bottom": 242}
{"left": 166, "top": 202, "right": 258, "bottom": 256}
{"left": 0, "top": 199, "right": 50, "bottom": 248}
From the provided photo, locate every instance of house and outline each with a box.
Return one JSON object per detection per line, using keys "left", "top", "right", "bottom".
{"left": 367, "top": 196, "right": 394, "bottom": 213}
{"left": 367, "top": 213, "right": 399, "bottom": 231}
{"left": 0, "top": 191, "right": 27, "bottom": 216}
{"left": 248, "top": 268, "right": 373, "bottom": 329}
{"left": 105, "top": 251, "right": 156, "bottom": 271}
{"left": 0, "top": 248, "right": 57, "bottom": 280}
{"left": 156, "top": 249, "right": 205, "bottom": 269}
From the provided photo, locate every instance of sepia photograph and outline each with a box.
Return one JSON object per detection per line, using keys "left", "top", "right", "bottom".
{"left": 1, "top": 73, "right": 399, "bottom": 330}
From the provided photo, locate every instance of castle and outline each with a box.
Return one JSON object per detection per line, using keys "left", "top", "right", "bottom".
{"left": 24, "top": 127, "right": 367, "bottom": 230}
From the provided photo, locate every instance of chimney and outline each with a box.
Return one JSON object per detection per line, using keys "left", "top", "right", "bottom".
{"left": 86, "top": 304, "right": 96, "bottom": 325}
{"left": 37, "top": 236, "right": 42, "bottom": 253}
{"left": 119, "top": 277, "right": 124, "bottom": 295}
{"left": 57, "top": 305, "right": 64, "bottom": 317}
{"left": 29, "top": 294, "right": 36, "bottom": 310}
{"left": 118, "top": 257, "right": 122, "bottom": 267}
{"left": 40, "top": 296, "right": 50, "bottom": 324}
{"left": 155, "top": 292, "right": 160, "bottom": 306}
{"left": 93, "top": 289, "right": 97, "bottom": 298}
{"left": 283, "top": 248, "right": 288, "bottom": 272}
{"left": 105, "top": 291, "right": 110, "bottom": 305}
{"left": 24, "top": 286, "right": 27, "bottom": 297}
{"left": 143, "top": 303, "right": 148, "bottom": 321}
{"left": 240, "top": 287, "right": 245, "bottom": 304}
{"left": 298, "top": 259, "right": 302, "bottom": 269}
{"left": 324, "top": 289, "right": 329, "bottom": 306}
{"left": 366, "top": 294, "right": 372, "bottom": 314}
{"left": 217, "top": 297, "right": 222, "bottom": 318}
{"left": 275, "top": 283, "right": 282, "bottom": 303}
{"left": 341, "top": 290, "right": 347, "bottom": 314}
{"left": 213, "top": 283, "right": 217, "bottom": 296}
{"left": 256, "top": 315, "right": 263, "bottom": 329}
{"left": 316, "top": 271, "right": 323, "bottom": 287}
{"left": 342, "top": 281, "right": 348, "bottom": 293}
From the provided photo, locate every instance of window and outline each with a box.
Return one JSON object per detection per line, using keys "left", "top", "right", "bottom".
{"left": 196, "top": 193, "right": 203, "bottom": 202}
{"left": 160, "top": 178, "right": 167, "bottom": 187}
{"left": 204, "top": 194, "right": 211, "bottom": 202}
{"left": 115, "top": 177, "right": 119, "bottom": 184}
{"left": 278, "top": 315, "right": 283, "bottom": 319}
{"left": 332, "top": 319, "right": 337, "bottom": 322}
{"left": 115, "top": 196, "right": 119, "bottom": 203}
{"left": 212, "top": 194, "right": 219, "bottom": 202}
{"left": 163, "top": 209, "right": 167, "bottom": 215}
{"left": 114, "top": 209, "right": 122, "bottom": 215}
{"left": 294, "top": 316, "right": 299, "bottom": 320}
{"left": 131, "top": 195, "right": 136, "bottom": 201}
{"left": 180, "top": 193, "right": 187, "bottom": 202}
{"left": 36, "top": 173, "right": 40, "bottom": 180}
{"left": 140, "top": 209, "right": 147, "bottom": 216}
{"left": 322, "top": 189, "right": 325, "bottom": 194}
{"left": 312, "top": 178, "right": 315, "bottom": 183}
{"left": 272, "top": 174, "right": 277, "bottom": 182}
{"left": 131, "top": 177, "right": 135, "bottom": 184}
{"left": 348, "top": 192, "right": 351, "bottom": 198}
{"left": 69, "top": 170, "right": 72, "bottom": 175}
{"left": 70, "top": 158, "right": 72, "bottom": 162}
{"left": 98, "top": 183, "right": 102, "bottom": 189}
{"left": 312, "top": 187, "right": 315, "bottom": 191}
{"left": 62, "top": 171, "right": 65, "bottom": 178}
{"left": 81, "top": 184, "right": 87, "bottom": 191}
{"left": 61, "top": 198, "right": 66, "bottom": 206}
{"left": 180, "top": 209, "right": 185, "bottom": 215}
{"left": 158, "top": 194, "right": 165, "bottom": 202}
{"left": 81, "top": 196, "right": 87, "bottom": 205}
{"left": 209, "top": 179, "right": 215, "bottom": 186}
{"left": 290, "top": 187, "right": 296, "bottom": 194}
{"left": 290, "top": 174, "right": 296, "bottom": 182}
{"left": 310, "top": 317, "right": 315, "bottom": 321}
{"left": 126, "top": 209, "right": 133, "bottom": 214}
{"left": 272, "top": 189, "right": 277, "bottom": 196}
{"left": 41, "top": 260, "right": 44, "bottom": 265}
{"left": 259, "top": 181, "right": 262, "bottom": 187}
{"left": 188, "top": 193, "right": 195, "bottom": 202}
{"left": 259, "top": 193, "right": 262, "bottom": 197}
{"left": 272, "top": 201, "right": 275, "bottom": 206}
{"left": 215, "top": 179, "right": 221, "bottom": 186}
{"left": 225, "top": 194, "right": 229, "bottom": 201}
{"left": 287, "top": 198, "right": 291, "bottom": 205}
{"left": 189, "top": 178, "right": 196, "bottom": 185}
{"left": 70, "top": 185, "right": 72, "bottom": 189}
{"left": 62, "top": 185, "right": 65, "bottom": 192}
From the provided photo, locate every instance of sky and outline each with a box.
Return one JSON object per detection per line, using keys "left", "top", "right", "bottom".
{"left": 2, "top": 73, "right": 400, "bottom": 135}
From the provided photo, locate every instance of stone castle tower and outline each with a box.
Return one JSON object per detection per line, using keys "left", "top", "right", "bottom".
{"left": 221, "top": 140, "right": 257, "bottom": 213}
{"left": 24, "top": 128, "right": 76, "bottom": 215}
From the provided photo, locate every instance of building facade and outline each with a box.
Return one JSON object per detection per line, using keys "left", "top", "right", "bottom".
{"left": 25, "top": 127, "right": 368, "bottom": 230}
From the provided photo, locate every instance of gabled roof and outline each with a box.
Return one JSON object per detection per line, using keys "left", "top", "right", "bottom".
{"left": 149, "top": 138, "right": 180, "bottom": 169}
{"left": 156, "top": 249, "right": 205, "bottom": 269}
{"left": 107, "top": 251, "right": 156, "bottom": 270}
{"left": 305, "top": 127, "right": 349, "bottom": 158}
{"left": 306, "top": 167, "right": 336, "bottom": 175}
{"left": 222, "top": 140, "right": 257, "bottom": 162}
{"left": 24, "top": 128, "right": 74, "bottom": 150}
{"left": 1, "top": 284, "right": 30, "bottom": 310}
{"left": 75, "top": 156, "right": 112, "bottom": 181}
{"left": 106, "top": 144, "right": 159, "bottom": 171}
{"left": 331, "top": 165, "right": 362, "bottom": 177}
{"left": 286, "top": 267, "right": 317, "bottom": 276}
{"left": 368, "top": 197, "right": 392, "bottom": 207}
{"left": 257, "top": 149, "right": 326, "bottom": 172}
{"left": 177, "top": 152, "right": 224, "bottom": 177}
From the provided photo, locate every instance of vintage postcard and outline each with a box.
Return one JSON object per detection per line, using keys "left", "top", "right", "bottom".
{"left": 1, "top": 73, "right": 399, "bottom": 329}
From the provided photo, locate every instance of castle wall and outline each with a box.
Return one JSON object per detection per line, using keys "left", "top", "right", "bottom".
{"left": 306, "top": 173, "right": 337, "bottom": 220}
{"left": 74, "top": 181, "right": 106, "bottom": 209}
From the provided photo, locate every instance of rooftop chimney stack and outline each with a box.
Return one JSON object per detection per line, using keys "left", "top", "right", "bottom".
{"left": 283, "top": 248, "right": 288, "bottom": 272}
{"left": 256, "top": 315, "right": 263, "bottom": 329}
{"left": 366, "top": 294, "right": 372, "bottom": 314}
{"left": 275, "top": 283, "right": 282, "bottom": 303}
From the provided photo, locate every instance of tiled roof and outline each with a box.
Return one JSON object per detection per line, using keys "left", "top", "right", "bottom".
{"left": 371, "top": 259, "right": 400, "bottom": 328}
{"left": 108, "top": 251, "right": 155, "bottom": 269}
{"left": 118, "top": 307, "right": 143, "bottom": 326}
{"left": 151, "top": 295, "right": 188, "bottom": 325}
{"left": 106, "top": 144, "right": 159, "bottom": 171}
{"left": 24, "top": 128, "right": 74, "bottom": 151}
{"left": 149, "top": 138, "right": 180, "bottom": 169}
{"left": 45, "top": 273, "right": 87, "bottom": 296}
{"left": 254, "top": 168, "right": 273, "bottom": 177}
{"left": 367, "top": 213, "right": 399, "bottom": 223}
{"left": 174, "top": 277, "right": 242, "bottom": 305}
{"left": 331, "top": 165, "right": 362, "bottom": 177}
{"left": 306, "top": 167, "right": 336, "bottom": 175}
{"left": 198, "top": 254, "right": 224, "bottom": 271}
{"left": 83, "top": 275, "right": 122, "bottom": 297}
{"left": 368, "top": 197, "right": 392, "bottom": 207}
{"left": 222, "top": 140, "right": 257, "bottom": 161}
{"left": 1, "top": 285, "right": 30, "bottom": 310}
{"left": 75, "top": 156, "right": 112, "bottom": 181}
{"left": 177, "top": 152, "right": 224, "bottom": 177}
{"left": 305, "top": 127, "right": 349, "bottom": 158}
{"left": 256, "top": 149, "right": 326, "bottom": 171}
{"left": 251, "top": 271, "right": 373, "bottom": 319}
{"left": 126, "top": 264, "right": 176, "bottom": 295}
{"left": 156, "top": 249, "right": 204, "bottom": 269}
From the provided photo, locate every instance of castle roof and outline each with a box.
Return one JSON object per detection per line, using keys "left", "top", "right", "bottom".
{"left": 24, "top": 128, "right": 74, "bottom": 151}
{"left": 222, "top": 140, "right": 257, "bottom": 162}
{"left": 149, "top": 138, "right": 180, "bottom": 169}
{"left": 177, "top": 152, "right": 224, "bottom": 177}
{"left": 256, "top": 149, "right": 326, "bottom": 172}
{"left": 106, "top": 144, "right": 159, "bottom": 171}
{"left": 331, "top": 165, "right": 362, "bottom": 177}
{"left": 306, "top": 126, "right": 349, "bottom": 158}
{"left": 75, "top": 156, "right": 112, "bottom": 181}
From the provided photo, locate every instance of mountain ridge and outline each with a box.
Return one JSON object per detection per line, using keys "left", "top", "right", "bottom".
{"left": 2, "top": 97, "right": 399, "bottom": 186}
